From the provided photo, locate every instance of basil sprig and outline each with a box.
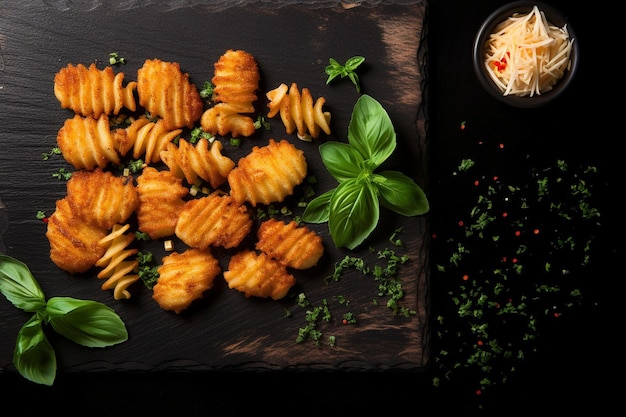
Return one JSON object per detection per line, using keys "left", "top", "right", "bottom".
{"left": 0, "top": 255, "right": 128, "bottom": 385}
{"left": 302, "top": 95, "right": 429, "bottom": 249}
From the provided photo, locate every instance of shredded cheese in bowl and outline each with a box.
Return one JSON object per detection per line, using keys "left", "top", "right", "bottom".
{"left": 483, "top": 5, "right": 573, "bottom": 97}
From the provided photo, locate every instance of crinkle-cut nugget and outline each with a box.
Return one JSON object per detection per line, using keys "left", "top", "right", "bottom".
{"left": 66, "top": 168, "right": 139, "bottom": 230}
{"left": 152, "top": 249, "right": 221, "bottom": 314}
{"left": 201, "top": 49, "right": 260, "bottom": 138}
{"left": 160, "top": 137, "right": 235, "bottom": 189}
{"left": 114, "top": 116, "right": 182, "bottom": 165}
{"left": 46, "top": 197, "right": 108, "bottom": 274}
{"left": 137, "top": 58, "right": 203, "bottom": 130}
{"left": 223, "top": 250, "right": 296, "bottom": 300}
{"left": 256, "top": 218, "right": 324, "bottom": 269}
{"left": 228, "top": 139, "right": 307, "bottom": 206}
{"left": 57, "top": 114, "right": 121, "bottom": 170}
{"left": 54, "top": 63, "right": 137, "bottom": 118}
{"left": 136, "top": 167, "right": 188, "bottom": 239}
{"left": 175, "top": 191, "right": 252, "bottom": 250}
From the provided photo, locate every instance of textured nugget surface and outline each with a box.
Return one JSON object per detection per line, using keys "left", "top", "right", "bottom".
{"left": 223, "top": 250, "right": 295, "bottom": 300}
{"left": 228, "top": 139, "right": 307, "bottom": 206}
{"left": 153, "top": 249, "right": 221, "bottom": 314}
{"left": 256, "top": 218, "right": 324, "bottom": 269}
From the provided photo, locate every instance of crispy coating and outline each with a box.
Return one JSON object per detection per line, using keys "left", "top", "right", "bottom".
{"left": 137, "top": 58, "right": 203, "bottom": 130}
{"left": 224, "top": 250, "right": 295, "bottom": 300}
{"left": 228, "top": 139, "right": 307, "bottom": 206}
{"left": 175, "top": 191, "right": 253, "bottom": 250}
{"left": 152, "top": 249, "right": 221, "bottom": 314}
{"left": 256, "top": 218, "right": 324, "bottom": 269}
{"left": 66, "top": 168, "right": 139, "bottom": 230}
{"left": 54, "top": 63, "right": 137, "bottom": 117}
{"left": 266, "top": 82, "right": 331, "bottom": 140}
{"left": 57, "top": 114, "right": 121, "bottom": 170}
{"left": 136, "top": 167, "right": 188, "bottom": 239}
{"left": 114, "top": 116, "right": 182, "bottom": 165}
{"left": 160, "top": 137, "right": 235, "bottom": 189}
{"left": 46, "top": 197, "right": 108, "bottom": 274}
{"left": 201, "top": 49, "right": 260, "bottom": 138}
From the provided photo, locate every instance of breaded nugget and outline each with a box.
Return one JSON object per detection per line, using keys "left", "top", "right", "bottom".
{"left": 256, "top": 218, "right": 324, "bottom": 269}
{"left": 175, "top": 191, "right": 253, "bottom": 250}
{"left": 152, "top": 249, "right": 221, "bottom": 314}
{"left": 46, "top": 197, "right": 108, "bottom": 274}
{"left": 57, "top": 114, "right": 121, "bottom": 170}
{"left": 54, "top": 63, "right": 137, "bottom": 117}
{"left": 136, "top": 167, "right": 188, "bottom": 239}
{"left": 66, "top": 168, "right": 139, "bottom": 230}
{"left": 160, "top": 137, "right": 235, "bottom": 189}
{"left": 200, "top": 103, "right": 257, "bottom": 138}
{"left": 228, "top": 139, "right": 307, "bottom": 206}
{"left": 137, "top": 58, "right": 203, "bottom": 130}
{"left": 223, "top": 250, "right": 295, "bottom": 300}
{"left": 118, "top": 116, "right": 182, "bottom": 165}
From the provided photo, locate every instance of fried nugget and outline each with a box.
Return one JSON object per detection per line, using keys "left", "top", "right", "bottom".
{"left": 175, "top": 191, "right": 253, "bottom": 250}
{"left": 200, "top": 103, "right": 257, "bottom": 138}
{"left": 137, "top": 58, "right": 203, "bottom": 130}
{"left": 66, "top": 168, "right": 139, "bottom": 230}
{"left": 228, "top": 139, "right": 307, "bottom": 206}
{"left": 57, "top": 114, "right": 121, "bottom": 170}
{"left": 46, "top": 197, "right": 108, "bottom": 274}
{"left": 152, "top": 249, "right": 221, "bottom": 314}
{"left": 160, "top": 137, "right": 235, "bottom": 189}
{"left": 115, "top": 116, "right": 182, "bottom": 165}
{"left": 54, "top": 63, "right": 137, "bottom": 117}
{"left": 256, "top": 218, "right": 324, "bottom": 269}
{"left": 223, "top": 250, "right": 295, "bottom": 300}
{"left": 136, "top": 167, "right": 188, "bottom": 239}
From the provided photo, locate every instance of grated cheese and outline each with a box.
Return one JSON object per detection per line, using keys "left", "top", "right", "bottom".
{"left": 483, "top": 5, "right": 573, "bottom": 97}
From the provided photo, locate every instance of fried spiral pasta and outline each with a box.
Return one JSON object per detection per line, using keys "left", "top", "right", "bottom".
{"left": 96, "top": 223, "right": 139, "bottom": 300}
{"left": 137, "top": 58, "right": 204, "bottom": 130}
{"left": 115, "top": 116, "right": 182, "bottom": 165}
{"left": 57, "top": 114, "right": 121, "bottom": 170}
{"left": 54, "top": 63, "right": 137, "bottom": 118}
{"left": 266, "top": 82, "right": 331, "bottom": 141}
{"left": 200, "top": 49, "right": 260, "bottom": 138}
{"left": 160, "top": 137, "right": 235, "bottom": 189}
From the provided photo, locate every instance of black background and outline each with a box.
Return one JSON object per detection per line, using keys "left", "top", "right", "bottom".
{"left": 1, "top": 0, "right": 620, "bottom": 413}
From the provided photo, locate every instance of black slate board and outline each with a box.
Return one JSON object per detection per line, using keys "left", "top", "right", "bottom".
{"left": 0, "top": 1, "right": 428, "bottom": 375}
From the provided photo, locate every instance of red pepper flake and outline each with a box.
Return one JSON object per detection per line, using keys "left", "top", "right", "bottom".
{"left": 477, "top": 340, "right": 483, "bottom": 346}
{"left": 501, "top": 256, "right": 507, "bottom": 262}
{"left": 458, "top": 220, "right": 464, "bottom": 227}
{"left": 515, "top": 230, "right": 521, "bottom": 237}
{"left": 431, "top": 233, "right": 437, "bottom": 239}
{"left": 462, "top": 274, "right": 469, "bottom": 281}
{"left": 474, "top": 180, "right": 480, "bottom": 186}
{"left": 512, "top": 258, "right": 518, "bottom": 264}
{"left": 476, "top": 389, "right": 483, "bottom": 396}
{"left": 41, "top": 217, "right": 49, "bottom": 223}
{"left": 502, "top": 212, "right": 508, "bottom": 218}
{"left": 533, "top": 228, "right": 540, "bottom": 235}
{"left": 460, "top": 121, "right": 466, "bottom": 130}
{"left": 493, "top": 175, "right": 498, "bottom": 181}
{"left": 499, "top": 143, "right": 505, "bottom": 149}
{"left": 553, "top": 312, "right": 560, "bottom": 318}
{"left": 342, "top": 319, "right": 349, "bottom": 325}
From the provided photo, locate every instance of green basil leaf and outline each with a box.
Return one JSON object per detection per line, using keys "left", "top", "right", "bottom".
{"left": 345, "top": 56, "right": 365, "bottom": 71}
{"left": 376, "top": 170, "right": 430, "bottom": 216}
{"left": 347, "top": 95, "right": 396, "bottom": 167}
{"left": 47, "top": 297, "right": 128, "bottom": 348}
{"left": 301, "top": 189, "right": 334, "bottom": 223}
{"left": 0, "top": 255, "right": 46, "bottom": 312}
{"left": 319, "top": 141, "right": 364, "bottom": 182}
{"left": 14, "top": 315, "right": 57, "bottom": 386}
{"left": 329, "top": 179, "right": 379, "bottom": 249}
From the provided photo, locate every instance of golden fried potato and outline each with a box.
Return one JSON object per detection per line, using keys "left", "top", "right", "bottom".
{"left": 200, "top": 49, "right": 260, "bottom": 138}
{"left": 114, "top": 116, "right": 182, "bottom": 165}
{"left": 228, "top": 139, "right": 307, "bottom": 206}
{"left": 66, "top": 168, "right": 139, "bottom": 230}
{"left": 266, "top": 82, "right": 331, "bottom": 140}
{"left": 160, "top": 137, "right": 235, "bottom": 189}
{"left": 153, "top": 249, "right": 221, "bottom": 314}
{"left": 136, "top": 167, "right": 188, "bottom": 239}
{"left": 57, "top": 114, "right": 121, "bottom": 170}
{"left": 137, "top": 58, "right": 203, "bottom": 130}
{"left": 223, "top": 250, "right": 296, "bottom": 300}
{"left": 175, "top": 191, "right": 253, "bottom": 250}
{"left": 256, "top": 218, "right": 324, "bottom": 269}
{"left": 46, "top": 197, "right": 108, "bottom": 274}
{"left": 54, "top": 63, "right": 137, "bottom": 117}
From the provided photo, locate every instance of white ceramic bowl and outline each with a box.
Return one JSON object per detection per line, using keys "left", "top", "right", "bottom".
{"left": 472, "top": 1, "right": 579, "bottom": 108}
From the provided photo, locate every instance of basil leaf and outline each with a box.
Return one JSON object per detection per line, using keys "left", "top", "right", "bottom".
{"left": 14, "top": 315, "right": 57, "bottom": 386}
{"left": 0, "top": 255, "right": 46, "bottom": 312}
{"left": 319, "top": 141, "right": 364, "bottom": 182}
{"left": 329, "top": 179, "right": 379, "bottom": 249}
{"left": 301, "top": 189, "right": 334, "bottom": 223}
{"left": 345, "top": 56, "right": 365, "bottom": 71}
{"left": 47, "top": 297, "right": 128, "bottom": 348}
{"left": 376, "top": 170, "right": 430, "bottom": 216}
{"left": 347, "top": 95, "right": 396, "bottom": 167}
